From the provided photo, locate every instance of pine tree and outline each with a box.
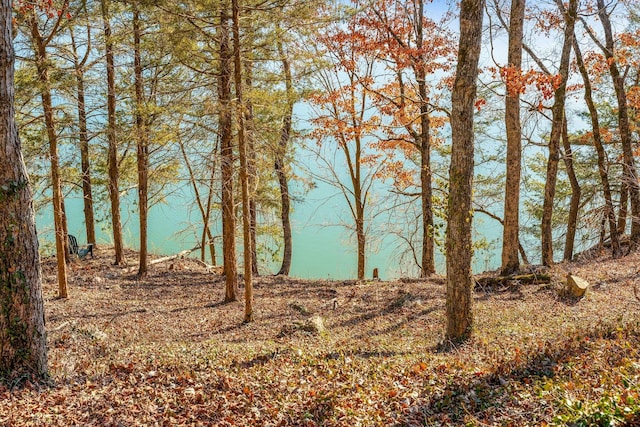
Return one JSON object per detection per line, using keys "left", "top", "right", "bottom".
{"left": 0, "top": 0, "right": 48, "bottom": 380}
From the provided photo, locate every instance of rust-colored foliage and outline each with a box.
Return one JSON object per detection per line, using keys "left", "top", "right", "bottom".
{"left": 488, "top": 66, "right": 563, "bottom": 111}
{"left": 15, "top": 0, "right": 70, "bottom": 18}
{"left": 308, "top": 23, "right": 380, "bottom": 150}
{"left": 333, "top": 0, "right": 457, "bottom": 191}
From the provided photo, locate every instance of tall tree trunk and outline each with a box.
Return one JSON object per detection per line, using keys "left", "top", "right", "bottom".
{"left": 244, "top": 54, "right": 258, "bottom": 276}
{"left": 596, "top": 0, "right": 640, "bottom": 249}
{"left": 69, "top": 26, "right": 96, "bottom": 246}
{"left": 347, "top": 131, "right": 366, "bottom": 281}
{"left": 415, "top": 0, "right": 435, "bottom": 277}
{"left": 232, "top": 0, "right": 253, "bottom": 322}
{"left": 540, "top": 0, "right": 577, "bottom": 266}
{"left": 343, "top": 131, "right": 366, "bottom": 280}
{"left": 618, "top": 183, "right": 628, "bottom": 235}
{"left": 219, "top": 3, "right": 237, "bottom": 302}
{"left": 371, "top": 1, "right": 435, "bottom": 277}
{"left": 446, "top": 0, "right": 485, "bottom": 341}
{"left": 202, "top": 163, "right": 217, "bottom": 266}
{"left": 275, "top": 39, "right": 293, "bottom": 276}
{"left": 199, "top": 194, "right": 217, "bottom": 265}
{"left": 356, "top": 200, "right": 365, "bottom": 280}
{"left": 133, "top": 1, "right": 149, "bottom": 277}
{"left": 29, "top": 11, "right": 68, "bottom": 298}
{"left": 0, "top": 0, "right": 48, "bottom": 379}
{"left": 573, "top": 38, "right": 622, "bottom": 257}
{"left": 101, "top": 0, "right": 125, "bottom": 265}
{"left": 561, "top": 114, "right": 581, "bottom": 260}
{"left": 61, "top": 201, "right": 70, "bottom": 262}
{"left": 241, "top": 7, "right": 258, "bottom": 276}
{"left": 419, "top": 118, "right": 434, "bottom": 277}
{"left": 501, "top": 0, "right": 525, "bottom": 275}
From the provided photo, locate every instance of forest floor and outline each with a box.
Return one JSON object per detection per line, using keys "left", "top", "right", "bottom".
{"left": 1, "top": 246, "right": 640, "bottom": 426}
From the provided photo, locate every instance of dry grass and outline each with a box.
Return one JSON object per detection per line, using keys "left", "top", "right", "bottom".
{"left": 1, "top": 247, "right": 639, "bottom": 426}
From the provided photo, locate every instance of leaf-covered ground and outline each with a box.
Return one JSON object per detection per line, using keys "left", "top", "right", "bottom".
{"left": 2, "top": 247, "right": 640, "bottom": 426}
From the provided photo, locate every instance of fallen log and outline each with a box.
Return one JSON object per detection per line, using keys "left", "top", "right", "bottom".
{"left": 125, "top": 245, "right": 201, "bottom": 274}
{"left": 149, "top": 249, "right": 194, "bottom": 267}
{"left": 190, "top": 258, "right": 223, "bottom": 274}
{"left": 476, "top": 273, "right": 551, "bottom": 288}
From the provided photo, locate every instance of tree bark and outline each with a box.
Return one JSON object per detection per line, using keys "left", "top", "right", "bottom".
{"left": 561, "top": 113, "right": 581, "bottom": 260}
{"left": 618, "top": 183, "right": 628, "bottom": 235}
{"left": 501, "top": 0, "right": 525, "bottom": 275}
{"left": 540, "top": 0, "right": 577, "bottom": 266}
{"left": 69, "top": 25, "right": 96, "bottom": 246}
{"left": 219, "top": 3, "right": 237, "bottom": 302}
{"left": 341, "top": 87, "right": 366, "bottom": 280}
{"left": 202, "top": 164, "right": 217, "bottom": 266}
{"left": 241, "top": 11, "right": 258, "bottom": 277}
{"left": 342, "top": 130, "right": 366, "bottom": 280}
{"left": 232, "top": 0, "right": 253, "bottom": 322}
{"left": 132, "top": 1, "right": 149, "bottom": 277}
{"left": 0, "top": 0, "right": 48, "bottom": 379}
{"left": 445, "top": 0, "right": 485, "bottom": 341}
{"left": 275, "top": 39, "right": 293, "bottom": 276}
{"left": 573, "top": 37, "right": 621, "bottom": 258}
{"left": 416, "top": 0, "right": 435, "bottom": 277}
{"left": 345, "top": 131, "right": 366, "bottom": 281}
{"left": 29, "top": 10, "right": 68, "bottom": 298}
{"left": 101, "top": 0, "right": 125, "bottom": 265}
{"left": 356, "top": 199, "right": 366, "bottom": 280}
{"left": 595, "top": 0, "right": 640, "bottom": 249}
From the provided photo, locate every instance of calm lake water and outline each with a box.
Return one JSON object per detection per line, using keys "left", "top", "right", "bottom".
{"left": 36, "top": 178, "right": 508, "bottom": 280}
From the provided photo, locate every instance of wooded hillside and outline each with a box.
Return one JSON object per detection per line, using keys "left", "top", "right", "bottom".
{"left": 1, "top": 247, "right": 639, "bottom": 425}
{"left": 2, "top": 1, "right": 640, "bottom": 422}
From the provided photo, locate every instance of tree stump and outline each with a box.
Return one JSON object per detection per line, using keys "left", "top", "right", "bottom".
{"left": 566, "top": 275, "right": 589, "bottom": 298}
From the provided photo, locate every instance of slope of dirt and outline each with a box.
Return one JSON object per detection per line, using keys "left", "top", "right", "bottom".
{"left": 1, "top": 247, "right": 639, "bottom": 426}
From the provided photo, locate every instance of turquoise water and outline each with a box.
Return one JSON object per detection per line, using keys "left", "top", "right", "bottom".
{"left": 36, "top": 179, "right": 505, "bottom": 280}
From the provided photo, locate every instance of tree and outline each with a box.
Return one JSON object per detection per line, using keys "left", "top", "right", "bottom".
{"left": 0, "top": 0, "right": 47, "bottom": 380}
{"left": 259, "top": 1, "right": 326, "bottom": 276}
{"left": 445, "top": 0, "right": 485, "bottom": 341}
{"left": 590, "top": 0, "right": 640, "bottom": 249}
{"left": 490, "top": 0, "right": 581, "bottom": 262}
{"left": 561, "top": 108, "right": 581, "bottom": 260}
{"left": 68, "top": 17, "right": 96, "bottom": 247}
{"left": 360, "top": 0, "right": 455, "bottom": 278}
{"left": 132, "top": 0, "right": 149, "bottom": 277}
{"left": 219, "top": 1, "right": 237, "bottom": 301}
{"left": 101, "top": 0, "right": 125, "bottom": 265}
{"left": 242, "top": 7, "right": 258, "bottom": 277}
{"left": 176, "top": 124, "right": 218, "bottom": 266}
{"left": 232, "top": 0, "right": 253, "bottom": 321}
{"left": 26, "top": 1, "right": 70, "bottom": 297}
{"left": 274, "top": 37, "right": 294, "bottom": 276}
{"left": 157, "top": 0, "right": 304, "bottom": 279}
{"left": 501, "top": 0, "right": 525, "bottom": 274}
{"left": 413, "top": 0, "right": 437, "bottom": 277}
{"left": 572, "top": 35, "right": 621, "bottom": 257}
{"left": 540, "top": 0, "right": 577, "bottom": 266}
{"left": 309, "top": 17, "right": 385, "bottom": 281}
